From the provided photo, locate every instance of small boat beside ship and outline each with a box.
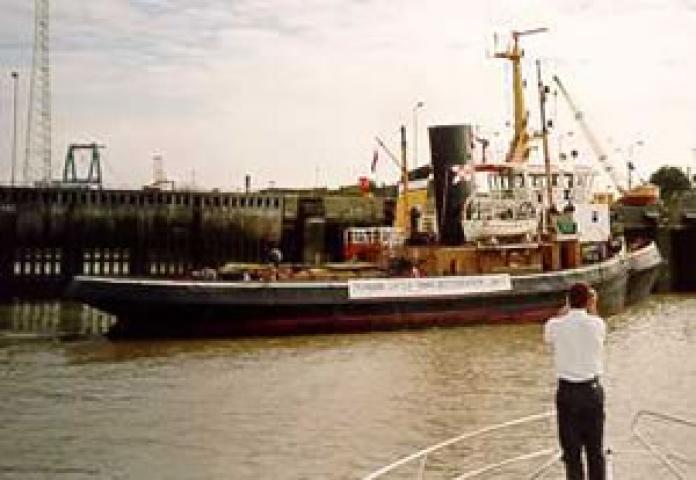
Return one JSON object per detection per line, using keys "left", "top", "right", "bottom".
{"left": 68, "top": 32, "right": 663, "bottom": 338}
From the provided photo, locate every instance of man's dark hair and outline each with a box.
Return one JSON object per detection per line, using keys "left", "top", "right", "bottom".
{"left": 568, "top": 282, "right": 592, "bottom": 308}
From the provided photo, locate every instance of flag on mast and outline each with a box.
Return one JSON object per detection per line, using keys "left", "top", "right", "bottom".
{"left": 371, "top": 149, "right": 378, "bottom": 173}
{"left": 451, "top": 164, "right": 474, "bottom": 184}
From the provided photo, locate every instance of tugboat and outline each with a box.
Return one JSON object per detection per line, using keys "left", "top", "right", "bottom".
{"left": 68, "top": 31, "right": 661, "bottom": 338}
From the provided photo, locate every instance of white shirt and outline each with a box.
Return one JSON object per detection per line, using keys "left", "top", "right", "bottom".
{"left": 544, "top": 308, "right": 606, "bottom": 382}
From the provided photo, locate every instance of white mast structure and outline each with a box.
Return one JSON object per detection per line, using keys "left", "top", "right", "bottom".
{"left": 24, "top": 0, "right": 52, "bottom": 185}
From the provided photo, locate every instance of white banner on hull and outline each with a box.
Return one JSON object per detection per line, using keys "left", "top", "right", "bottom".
{"left": 348, "top": 274, "right": 512, "bottom": 300}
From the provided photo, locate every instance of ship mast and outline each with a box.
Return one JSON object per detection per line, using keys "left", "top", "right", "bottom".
{"left": 536, "top": 60, "right": 554, "bottom": 234}
{"left": 494, "top": 28, "right": 547, "bottom": 163}
{"left": 400, "top": 125, "right": 410, "bottom": 238}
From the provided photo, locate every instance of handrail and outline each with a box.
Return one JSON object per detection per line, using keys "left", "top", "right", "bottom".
{"left": 363, "top": 409, "right": 695, "bottom": 480}
{"left": 527, "top": 450, "right": 563, "bottom": 479}
{"left": 631, "top": 409, "right": 696, "bottom": 479}
{"left": 362, "top": 411, "right": 555, "bottom": 480}
{"left": 453, "top": 448, "right": 557, "bottom": 480}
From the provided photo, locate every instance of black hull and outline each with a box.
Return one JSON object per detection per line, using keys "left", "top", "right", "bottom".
{"left": 626, "top": 241, "right": 663, "bottom": 307}
{"left": 627, "top": 266, "right": 660, "bottom": 306}
{"left": 67, "top": 249, "right": 647, "bottom": 339}
{"left": 104, "top": 283, "right": 624, "bottom": 339}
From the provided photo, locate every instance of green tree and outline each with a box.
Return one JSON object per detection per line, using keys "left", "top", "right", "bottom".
{"left": 649, "top": 166, "right": 691, "bottom": 199}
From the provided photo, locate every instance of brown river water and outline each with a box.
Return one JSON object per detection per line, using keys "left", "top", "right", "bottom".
{"left": 0, "top": 295, "right": 694, "bottom": 479}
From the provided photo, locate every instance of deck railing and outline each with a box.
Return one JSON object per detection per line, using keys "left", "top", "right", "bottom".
{"left": 362, "top": 411, "right": 557, "bottom": 480}
{"left": 630, "top": 410, "right": 696, "bottom": 479}
{"left": 363, "top": 409, "right": 695, "bottom": 480}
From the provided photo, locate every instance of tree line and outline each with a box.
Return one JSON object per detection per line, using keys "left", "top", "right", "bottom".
{"left": 649, "top": 166, "right": 693, "bottom": 199}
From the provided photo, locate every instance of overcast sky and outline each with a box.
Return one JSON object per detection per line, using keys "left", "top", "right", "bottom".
{"left": 0, "top": 0, "right": 695, "bottom": 190}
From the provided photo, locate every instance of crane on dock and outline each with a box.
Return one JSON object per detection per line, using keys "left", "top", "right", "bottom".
{"left": 552, "top": 74, "right": 625, "bottom": 194}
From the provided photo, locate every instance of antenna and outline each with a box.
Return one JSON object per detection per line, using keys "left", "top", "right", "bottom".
{"left": 24, "top": 0, "right": 52, "bottom": 185}
{"left": 513, "top": 27, "right": 549, "bottom": 39}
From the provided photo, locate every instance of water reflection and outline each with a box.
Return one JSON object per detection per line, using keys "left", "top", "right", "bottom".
{"left": 0, "top": 301, "right": 115, "bottom": 339}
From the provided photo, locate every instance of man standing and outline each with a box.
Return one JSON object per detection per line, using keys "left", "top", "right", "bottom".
{"left": 544, "top": 282, "right": 607, "bottom": 480}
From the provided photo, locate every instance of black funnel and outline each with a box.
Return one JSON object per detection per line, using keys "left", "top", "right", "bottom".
{"left": 428, "top": 125, "right": 474, "bottom": 245}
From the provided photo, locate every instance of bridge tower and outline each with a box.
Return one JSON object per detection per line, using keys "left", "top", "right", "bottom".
{"left": 24, "top": 0, "right": 52, "bottom": 185}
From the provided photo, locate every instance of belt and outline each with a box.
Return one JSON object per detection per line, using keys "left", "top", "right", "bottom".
{"left": 558, "top": 376, "right": 600, "bottom": 387}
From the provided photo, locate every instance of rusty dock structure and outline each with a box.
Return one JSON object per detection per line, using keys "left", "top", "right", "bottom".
{"left": 0, "top": 186, "right": 394, "bottom": 299}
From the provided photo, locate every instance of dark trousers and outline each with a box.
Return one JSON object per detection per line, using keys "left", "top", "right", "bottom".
{"left": 556, "top": 378, "right": 606, "bottom": 480}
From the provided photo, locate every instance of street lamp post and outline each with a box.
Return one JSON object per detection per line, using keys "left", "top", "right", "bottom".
{"left": 412, "top": 101, "right": 424, "bottom": 167}
{"left": 10, "top": 71, "right": 19, "bottom": 187}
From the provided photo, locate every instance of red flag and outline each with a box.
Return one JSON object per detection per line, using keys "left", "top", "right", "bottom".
{"left": 358, "top": 176, "right": 370, "bottom": 193}
{"left": 371, "top": 149, "right": 378, "bottom": 173}
{"left": 451, "top": 164, "right": 473, "bottom": 184}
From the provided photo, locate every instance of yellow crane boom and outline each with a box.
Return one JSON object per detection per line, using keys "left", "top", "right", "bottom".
{"left": 494, "top": 27, "right": 548, "bottom": 163}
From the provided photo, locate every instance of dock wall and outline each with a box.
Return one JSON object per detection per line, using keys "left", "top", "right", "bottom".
{"left": 616, "top": 191, "right": 696, "bottom": 292}
{"left": 0, "top": 187, "right": 392, "bottom": 298}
